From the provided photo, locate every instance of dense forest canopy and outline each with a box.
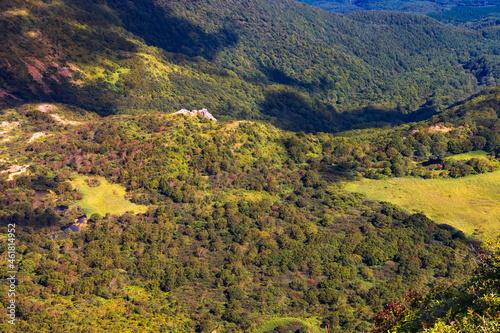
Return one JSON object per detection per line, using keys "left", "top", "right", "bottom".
{"left": 296, "top": 0, "right": 500, "bottom": 16}
{"left": 1, "top": 83, "right": 500, "bottom": 331}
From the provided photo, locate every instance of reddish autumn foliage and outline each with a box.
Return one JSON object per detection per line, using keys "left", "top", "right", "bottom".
{"left": 372, "top": 301, "right": 409, "bottom": 333}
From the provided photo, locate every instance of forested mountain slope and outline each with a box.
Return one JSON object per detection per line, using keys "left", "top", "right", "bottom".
{"left": 2, "top": 0, "right": 500, "bottom": 132}
{"left": 0, "top": 100, "right": 487, "bottom": 332}
{"left": 297, "top": 0, "right": 500, "bottom": 16}
{"left": 372, "top": 235, "right": 500, "bottom": 332}
{"left": 2, "top": 85, "right": 500, "bottom": 331}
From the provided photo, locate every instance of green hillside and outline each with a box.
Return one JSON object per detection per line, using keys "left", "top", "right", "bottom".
{"left": 2, "top": 81, "right": 500, "bottom": 331}
{"left": 1, "top": 97, "right": 495, "bottom": 332}
{"left": 372, "top": 240, "right": 500, "bottom": 332}
{"left": 1, "top": 0, "right": 500, "bottom": 132}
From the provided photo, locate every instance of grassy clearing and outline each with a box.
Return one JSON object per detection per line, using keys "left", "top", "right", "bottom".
{"left": 256, "top": 317, "right": 324, "bottom": 333}
{"left": 446, "top": 150, "right": 490, "bottom": 161}
{"left": 226, "top": 189, "right": 277, "bottom": 203}
{"left": 69, "top": 174, "right": 148, "bottom": 217}
{"left": 344, "top": 171, "right": 500, "bottom": 239}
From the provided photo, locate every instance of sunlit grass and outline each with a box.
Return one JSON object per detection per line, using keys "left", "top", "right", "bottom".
{"left": 69, "top": 174, "right": 148, "bottom": 217}
{"left": 446, "top": 150, "right": 490, "bottom": 161}
{"left": 256, "top": 317, "right": 324, "bottom": 333}
{"left": 344, "top": 171, "right": 500, "bottom": 239}
{"left": 106, "top": 67, "right": 130, "bottom": 85}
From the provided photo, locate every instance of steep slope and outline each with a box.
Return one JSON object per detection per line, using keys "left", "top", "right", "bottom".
{"left": 0, "top": 0, "right": 265, "bottom": 119}
{"left": 373, "top": 240, "right": 500, "bottom": 333}
{"left": 1, "top": 0, "right": 500, "bottom": 132}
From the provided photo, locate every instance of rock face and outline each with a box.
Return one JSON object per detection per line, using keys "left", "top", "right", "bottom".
{"left": 174, "top": 108, "right": 217, "bottom": 121}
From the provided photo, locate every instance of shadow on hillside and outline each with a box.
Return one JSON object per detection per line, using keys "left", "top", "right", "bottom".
{"left": 260, "top": 89, "right": 440, "bottom": 133}
{"left": 259, "top": 66, "right": 313, "bottom": 89}
{"left": 258, "top": 66, "right": 340, "bottom": 92}
{"left": 66, "top": 0, "right": 238, "bottom": 61}
{"left": 6, "top": 0, "right": 239, "bottom": 116}
{"left": 1, "top": 209, "right": 62, "bottom": 231}
{"left": 435, "top": 223, "right": 483, "bottom": 248}
{"left": 259, "top": 89, "right": 339, "bottom": 132}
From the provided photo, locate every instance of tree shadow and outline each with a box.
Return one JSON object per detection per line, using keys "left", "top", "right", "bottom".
{"left": 258, "top": 66, "right": 313, "bottom": 89}
{"left": 435, "top": 223, "right": 483, "bottom": 248}
{"left": 339, "top": 104, "right": 440, "bottom": 130}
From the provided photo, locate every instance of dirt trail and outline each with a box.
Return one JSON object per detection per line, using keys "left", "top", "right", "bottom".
{"left": 1, "top": 165, "right": 29, "bottom": 180}
{"left": 28, "top": 132, "right": 46, "bottom": 143}
{"left": 38, "top": 104, "right": 81, "bottom": 125}
{"left": 50, "top": 114, "right": 80, "bottom": 125}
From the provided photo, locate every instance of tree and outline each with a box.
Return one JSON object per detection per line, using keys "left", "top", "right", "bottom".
{"left": 89, "top": 213, "right": 102, "bottom": 222}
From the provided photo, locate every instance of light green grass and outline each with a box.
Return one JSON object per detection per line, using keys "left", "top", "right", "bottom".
{"left": 226, "top": 189, "right": 277, "bottom": 202}
{"left": 446, "top": 150, "right": 490, "bottom": 161}
{"left": 69, "top": 175, "right": 148, "bottom": 217}
{"left": 256, "top": 317, "right": 324, "bottom": 333}
{"left": 344, "top": 171, "right": 500, "bottom": 239}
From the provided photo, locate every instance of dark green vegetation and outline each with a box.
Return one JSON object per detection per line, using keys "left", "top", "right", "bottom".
{"left": 297, "top": 0, "right": 500, "bottom": 17}
{"left": 298, "top": 0, "right": 500, "bottom": 48}
{"left": 1, "top": 83, "right": 500, "bottom": 331}
{"left": 428, "top": 5, "right": 500, "bottom": 23}
{"left": 2, "top": 0, "right": 500, "bottom": 132}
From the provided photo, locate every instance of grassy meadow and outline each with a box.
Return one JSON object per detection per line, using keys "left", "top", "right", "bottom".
{"left": 344, "top": 171, "right": 500, "bottom": 239}
{"left": 69, "top": 174, "right": 148, "bottom": 217}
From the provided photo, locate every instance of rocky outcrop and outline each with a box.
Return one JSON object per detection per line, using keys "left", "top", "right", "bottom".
{"left": 411, "top": 124, "right": 465, "bottom": 134}
{"left": 38, "top": 104, "right": 56, "bottom": 112}
{"left": 174, "top": 108, "right": 217, "bottom": 121}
